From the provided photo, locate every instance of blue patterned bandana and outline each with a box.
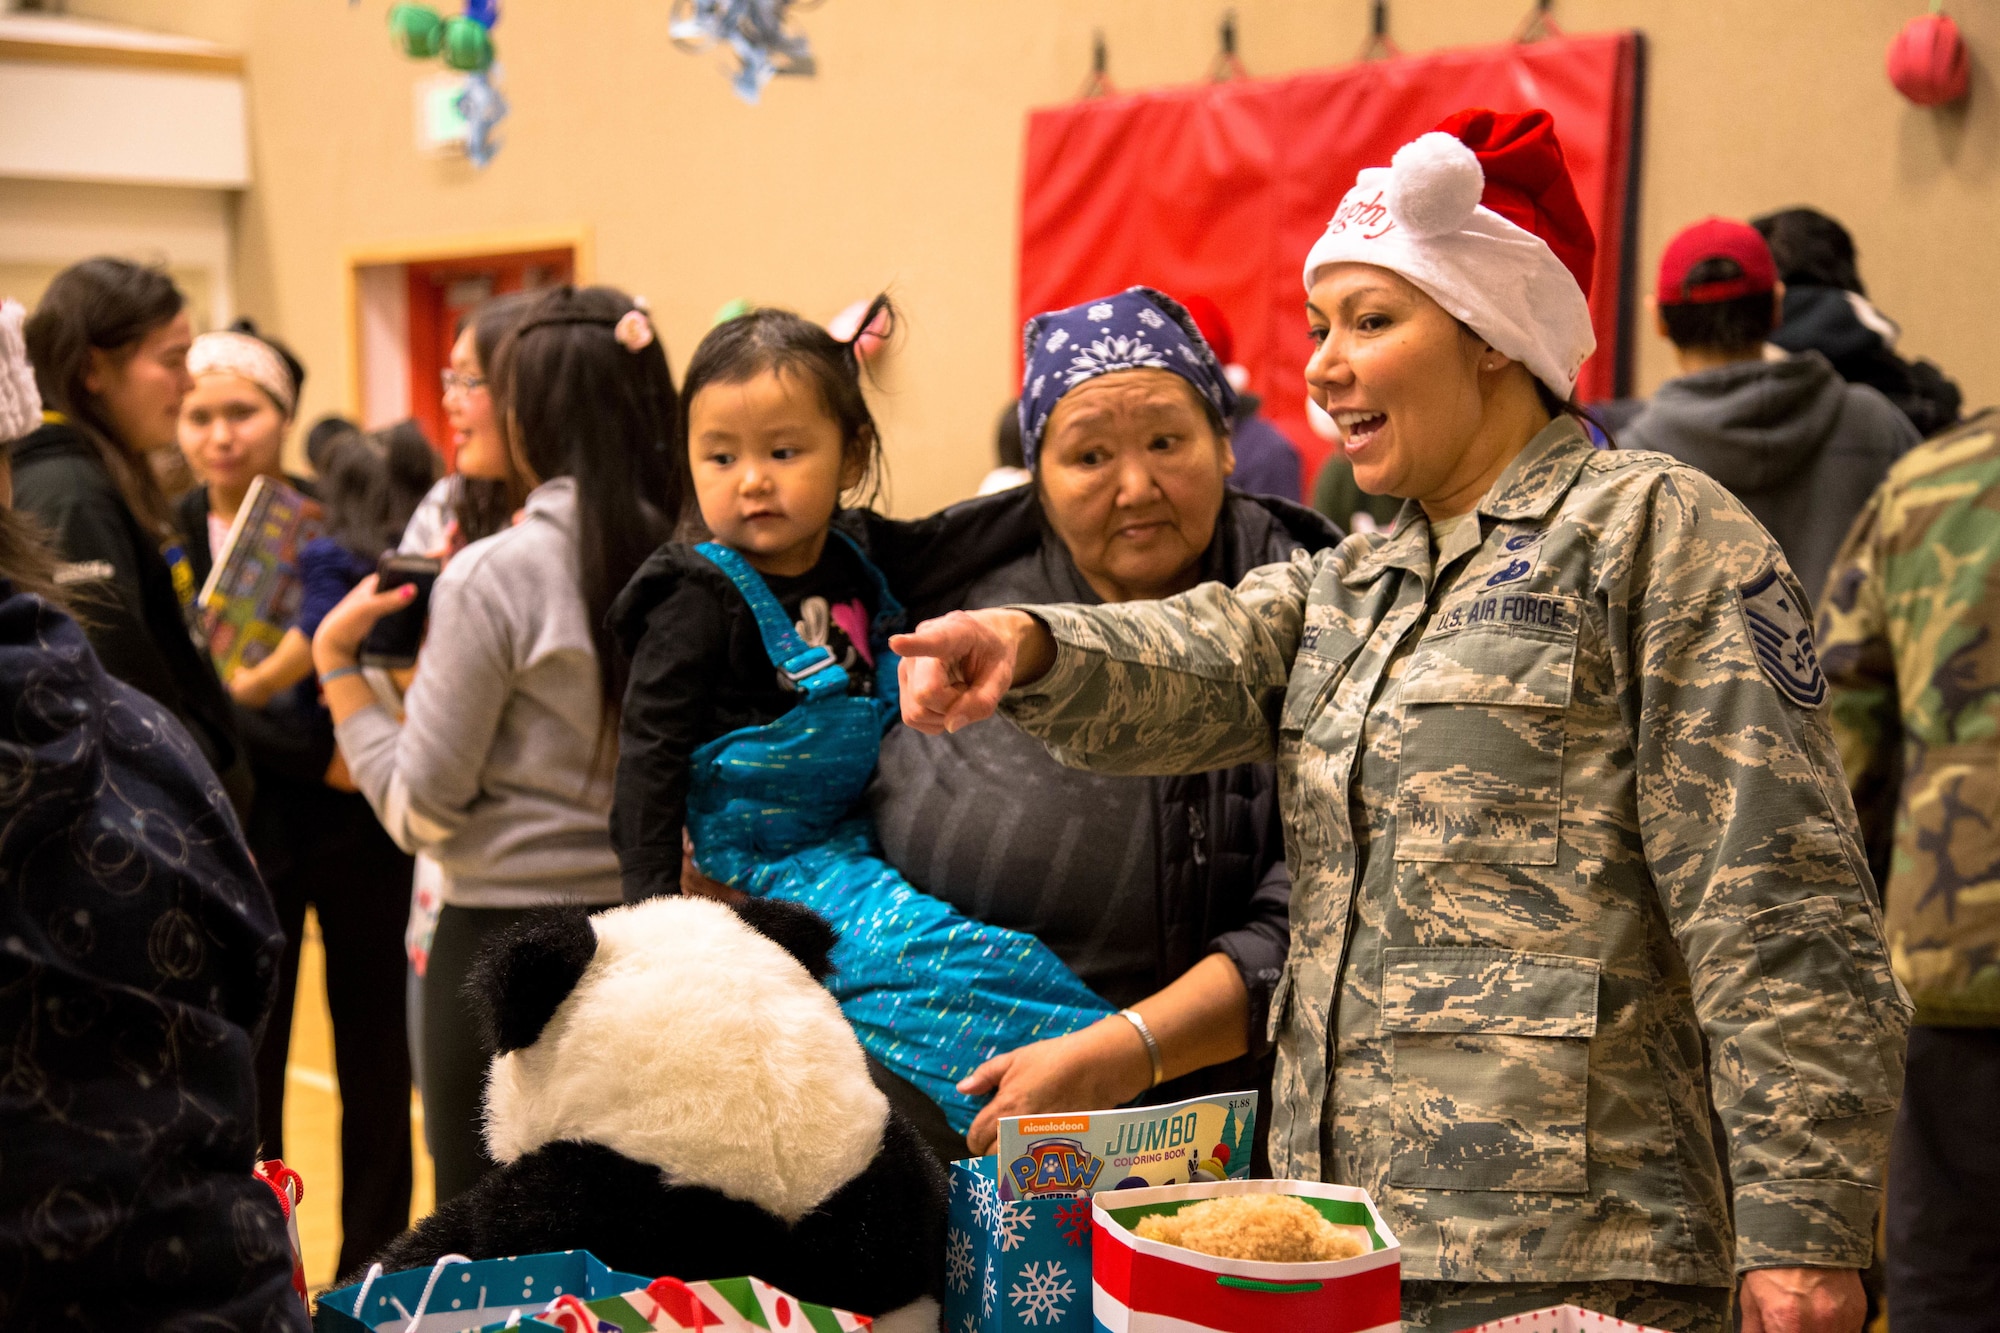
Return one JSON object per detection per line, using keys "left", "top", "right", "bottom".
{"left": 1018, "top": 286, "right": 1237, "bottom": 469}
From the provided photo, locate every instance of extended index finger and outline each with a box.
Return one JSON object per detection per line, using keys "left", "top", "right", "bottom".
{"left": 887, "top": 612, "right": 974, "bottom": 661}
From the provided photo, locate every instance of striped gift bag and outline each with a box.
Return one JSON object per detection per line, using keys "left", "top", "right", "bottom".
{"left": 484, "top": 1275, "right": 881, "bottom": 1332}
{"left": 1090, "top": 1181, "right": 1400, "bottom": 1333}
{"left": 1456, "top": 1307, "right": 1669, "bottom": 1333}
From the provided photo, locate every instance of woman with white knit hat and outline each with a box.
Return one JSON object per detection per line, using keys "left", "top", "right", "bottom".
{"left": 895, "top": 109, "right": 1902, "bottom": 1331}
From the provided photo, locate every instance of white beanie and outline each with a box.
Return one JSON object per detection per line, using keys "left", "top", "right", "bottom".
{"left": 0, "top": 299, "right": 41, "bottom": 444}
{"left": 1302, "top": 108, "right": 1596, "bottom": 400}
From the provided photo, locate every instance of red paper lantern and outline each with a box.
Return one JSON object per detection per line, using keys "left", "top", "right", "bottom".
{"left": 1887, "top": 10, "right": 1970, "bottom": 107}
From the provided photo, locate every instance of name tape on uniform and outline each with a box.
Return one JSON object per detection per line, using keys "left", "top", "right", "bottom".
{"left": 1431, "top": 591, "right": 1573, "bottom": 637}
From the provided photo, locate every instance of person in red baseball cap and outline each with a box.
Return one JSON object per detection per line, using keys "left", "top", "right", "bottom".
{"left": 892, "top": 108, "right": 1901, "bottom": 1333}
{"left": 1624, "top": 216, "right": 1917, "bottom": 607}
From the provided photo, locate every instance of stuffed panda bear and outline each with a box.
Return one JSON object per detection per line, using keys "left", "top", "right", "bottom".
{"left": 359, "top": 895, "right": 947, "bottom": 1328}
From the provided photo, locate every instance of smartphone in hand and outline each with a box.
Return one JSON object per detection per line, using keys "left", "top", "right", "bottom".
{"left": 360, "top": 553, "right": 441, "bottom": 669}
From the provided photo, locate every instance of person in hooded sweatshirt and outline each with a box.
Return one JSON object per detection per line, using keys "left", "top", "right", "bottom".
{"left": 1623, "top": 217, "right": 1917, "bottom": 608}
{"left": 1754, "top": 206, "right": 1961, "bottom": 440}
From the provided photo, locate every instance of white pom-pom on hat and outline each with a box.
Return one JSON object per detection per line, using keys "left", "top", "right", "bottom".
{"left": 1385, "top": 131, "right": 1485, "bottom": 239}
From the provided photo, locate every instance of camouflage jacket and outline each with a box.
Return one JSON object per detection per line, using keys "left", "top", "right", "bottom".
{"left": 1818, "top": 409, "right": 2000, "bottom": 1027}
{"left": 1002, "top": 418, "right": 1907, "bottom": 1284}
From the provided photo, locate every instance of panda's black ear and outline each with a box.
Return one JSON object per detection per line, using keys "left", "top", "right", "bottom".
{"left": 468, "top": 908, "right": 598, "bottom": 1054}
{"left": 731, "top": 899, "right": 838, "bottom": 982}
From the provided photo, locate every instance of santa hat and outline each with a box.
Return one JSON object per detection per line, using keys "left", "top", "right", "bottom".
{"left": 1302, "top": 107, "right": 1597, "bottom": 400}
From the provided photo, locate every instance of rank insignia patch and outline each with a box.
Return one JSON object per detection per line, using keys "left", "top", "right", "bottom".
{"left": 1739, "top": 567, "right": 1826, "bottom": 707}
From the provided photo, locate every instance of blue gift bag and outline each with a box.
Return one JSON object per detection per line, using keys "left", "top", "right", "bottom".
{"left": 945, "top": 1158, "right": 1093, "bottom": 1332}
{"left": 314, "top": 1251, "right": 651, "bottom": 1332}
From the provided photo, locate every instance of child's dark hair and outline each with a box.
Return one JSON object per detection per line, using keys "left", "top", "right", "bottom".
{"left": 678, "top": 294, "right": 895, "bottom": 509}
{"left": 308, "top": 417, "right": 442, "bottom": 562}
{"left": 490, "top": 285, "right": 681, "bottom": 738}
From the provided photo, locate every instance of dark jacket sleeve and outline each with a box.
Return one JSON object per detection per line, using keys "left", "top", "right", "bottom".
{"left": 17, "top": 458, "right": 191, "bottom": 723}
{"left": 612, "top": 569, "right": 729, "bottom": 902}
{"left": 838, "top": 488, "right": 1048, "bottom": 622}
{"left": 1208, "top": 852, "right": 1292, "bottom": 1058}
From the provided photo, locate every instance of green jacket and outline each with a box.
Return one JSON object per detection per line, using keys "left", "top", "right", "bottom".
{"left": 1001, "top": 418, "right": 1906, "bottom": 1284}
{"left": 1818, "top": 408, "right": 2000, "bottom": 1027}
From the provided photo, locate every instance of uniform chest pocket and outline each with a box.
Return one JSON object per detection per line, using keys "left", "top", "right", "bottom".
{"left": 1383, "top": 947, "right": 1599, "bottom": 1194}
{"left": 1395, "top": 617, "right": 1577, "bottom": 864}
{"left": 1280, "top": 625, "right": 1364, "bottom": 735}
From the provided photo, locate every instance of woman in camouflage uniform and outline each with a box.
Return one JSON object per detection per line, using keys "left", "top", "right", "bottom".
{"left": 896, "top": 111, "right": 1907, "bottom": 1333}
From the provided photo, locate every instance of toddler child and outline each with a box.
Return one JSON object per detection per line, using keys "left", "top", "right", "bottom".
{"left": 612, "top": 300, "right": 1112, "bottom": 1133}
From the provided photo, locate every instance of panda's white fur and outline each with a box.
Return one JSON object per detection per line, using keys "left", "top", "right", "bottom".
{"left": 481, "top": 896, "right": 889, "bottom": 1224}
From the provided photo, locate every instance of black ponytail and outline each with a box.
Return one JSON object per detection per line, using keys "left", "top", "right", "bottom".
{"left": 679, "top": 294, "right": 896, "bottom": 511}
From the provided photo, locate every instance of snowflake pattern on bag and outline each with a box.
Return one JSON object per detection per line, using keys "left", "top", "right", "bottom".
{"left": 969, "top": 1171, "right": 1001, "bottom": 1232}
{"left": 1009, "top": 1261, "right": 1076, "bottom": 1326}
{"left": 995, "top": 1198, "right": 1033, "bottom": 1253}
{"left": 946, "top": 1227, "right": 975, "bottom": 1294}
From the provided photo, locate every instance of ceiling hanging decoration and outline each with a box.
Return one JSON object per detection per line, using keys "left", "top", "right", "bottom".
{"left": 668, "top": 0, "right": 825, "bottom": 105}
{"left": 387, "top": 1, "right": 508, "bottom": 166}
{"left": 1887, "top": 3, "right": 1971, "bottom": 107}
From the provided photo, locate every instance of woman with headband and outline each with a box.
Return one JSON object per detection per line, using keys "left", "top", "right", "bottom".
{"left": 177, "top": 320, "right": 313, "bottom": 691}
{"left": 176, "top": 320, "right": 420, "bottom": 1275}
{"left": 13, "top": 258, "right": 252, "bottom": 815}
{"left": 895, "top": 110, "right": 1905, "bottom": 1332}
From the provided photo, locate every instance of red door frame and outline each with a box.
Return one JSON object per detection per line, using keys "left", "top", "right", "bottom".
{"left": 404, "top": 247, "right": 574, "bottom": 467}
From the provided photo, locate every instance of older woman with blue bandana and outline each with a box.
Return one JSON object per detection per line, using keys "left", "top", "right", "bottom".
{"left": 859, "top": 287, "right": 1340, "bottom": 1155}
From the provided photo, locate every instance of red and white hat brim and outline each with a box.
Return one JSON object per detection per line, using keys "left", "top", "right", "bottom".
{"left": 1303, "top": 157, "right": 1596, "bottom": 400}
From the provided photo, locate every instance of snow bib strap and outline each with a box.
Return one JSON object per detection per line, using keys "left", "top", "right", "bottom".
{"left": 695, "top": 540, "right": 850, "bottom": 700}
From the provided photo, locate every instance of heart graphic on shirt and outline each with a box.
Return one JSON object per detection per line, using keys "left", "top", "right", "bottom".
{"left": 831, "top": 599, "right": 874, "bottom": 666}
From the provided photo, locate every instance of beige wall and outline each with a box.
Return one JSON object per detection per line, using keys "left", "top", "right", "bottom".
{"left": 71, "top": 0, "right": 2000, "bottom": 515}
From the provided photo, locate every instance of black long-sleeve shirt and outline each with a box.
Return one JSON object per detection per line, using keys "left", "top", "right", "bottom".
{"left": 9, "top": 422, "right": 252, "bottom": 816}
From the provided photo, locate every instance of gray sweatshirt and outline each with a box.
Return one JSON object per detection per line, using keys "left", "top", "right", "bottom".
{"left": 337, "top": 477, "right": 621, "bottom": 907}
{"left": 1621, "top": 350, "right": 1917, "bottom": 608}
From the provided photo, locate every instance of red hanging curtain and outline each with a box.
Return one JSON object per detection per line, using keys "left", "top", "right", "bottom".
{"left": 1019, "top": 32, "right": 1644, "bottom": 489}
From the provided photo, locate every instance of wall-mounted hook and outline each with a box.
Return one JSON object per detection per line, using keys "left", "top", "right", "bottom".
{"left": 1359, "top": 0, "right": 1402, "bottom": 61}
{"left": 1209, "top": 9, "right": 1249, "bottom": 81}
{"left": 1515, "top": 0, "right": 1564, "bottom": 43}
{"left": 1080, "top": 29, "right": 1116, "bottom": 98}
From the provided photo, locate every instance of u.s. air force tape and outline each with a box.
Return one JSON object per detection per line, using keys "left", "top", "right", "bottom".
{"left": 1431, "top": 590, "right": 1573, "bottom": 636}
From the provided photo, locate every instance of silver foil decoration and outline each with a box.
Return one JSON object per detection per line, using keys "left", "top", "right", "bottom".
{"left": 669, "top": 0, "right": 821, "bottom": 105}
{"left": 457, "top": 67, "right": 508, "bottom": 168}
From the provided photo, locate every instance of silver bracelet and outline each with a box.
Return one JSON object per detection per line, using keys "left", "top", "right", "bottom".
{"left": 1118, "top": 1008, "right": 1165, "bottom": 1088}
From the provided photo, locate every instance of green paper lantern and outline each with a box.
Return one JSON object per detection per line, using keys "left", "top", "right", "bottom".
{"left": 388, "top": 3, "right": 443, "bottom": 59}
{"left": 440, "top": 16, "right": 495, "bottom": 73}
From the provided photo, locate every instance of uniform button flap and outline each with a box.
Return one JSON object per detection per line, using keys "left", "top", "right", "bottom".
{"left": 1381, "top": 946, "right": 1599, "bottom": 1037}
